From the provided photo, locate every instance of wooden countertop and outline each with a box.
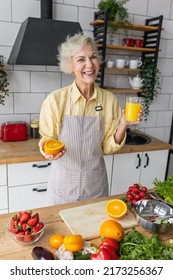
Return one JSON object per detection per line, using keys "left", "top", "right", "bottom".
{"left": 0, "top": 194, "right": 173, "bottom": 260}
{"left": 0, "top": 131, "right": 172, "bottom": 164}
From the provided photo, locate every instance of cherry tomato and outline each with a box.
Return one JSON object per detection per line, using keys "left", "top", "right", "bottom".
{"left": 132, "top": 187, "right": 140, "bottom": 194}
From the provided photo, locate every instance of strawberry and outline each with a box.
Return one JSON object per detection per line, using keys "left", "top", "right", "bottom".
{"left": 32, "top": 221, "right": 44, "bottom": 233}
{"left": 27, "top": 213, "right": 39, "bottom": 227}
{"left": 22, "top": 223, "right": 30, "bottom": 232}
{"left": 16, "top": 230, "right": 25, "bottom": 242}
{"left": 20, "top": 211, "right": 31, "bottom": 223}
{"left": 24, "top": 235, "right": 32, "bottom": 243}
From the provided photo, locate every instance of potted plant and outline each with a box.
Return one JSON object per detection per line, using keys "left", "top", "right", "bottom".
{"left": 98, "top": 0, "right": 131, "bottom": 42}
{"left": 139, "top": 58, "right": 161, "bottom": 121}
{"left": 0, "top": 55, "right": 9, "bottom": 105}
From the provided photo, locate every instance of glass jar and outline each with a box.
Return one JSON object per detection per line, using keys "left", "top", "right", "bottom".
{"left": 30, "top": 119, "right": 39, "bottom": 139}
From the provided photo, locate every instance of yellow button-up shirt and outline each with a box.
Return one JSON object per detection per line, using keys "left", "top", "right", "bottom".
{"left": 39, "top": 82, "right": 126, "bottom": 154}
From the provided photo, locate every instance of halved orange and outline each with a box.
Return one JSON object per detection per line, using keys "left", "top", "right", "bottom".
{"left": 106, "top": 199, "right": 127, "bottom": 220}
{"left": 43, "top": 139, "right": 65, "bottom": 156}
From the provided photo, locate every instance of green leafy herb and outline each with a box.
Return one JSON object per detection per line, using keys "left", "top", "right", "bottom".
{"left": 119, "top": 229, "right": 173, "bottom": 260}
{"left": 153, "top": 176, "right": 173, "bottom": 204}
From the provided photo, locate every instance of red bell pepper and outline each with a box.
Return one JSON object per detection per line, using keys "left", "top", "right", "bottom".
{"left": 90, "top": 244, "right": 118, "bottom": 260}
{"left": 100, "top": 237, "right": 120, "bottom": 253}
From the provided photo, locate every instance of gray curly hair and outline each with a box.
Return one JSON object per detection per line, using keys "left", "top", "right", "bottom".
{"left": 57, "top": 33, "right": 100, "bottom": 74}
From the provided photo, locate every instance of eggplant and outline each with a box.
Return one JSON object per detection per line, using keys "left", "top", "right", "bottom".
{"left": 32, "top": 246, "right": 55, "bottom": 260}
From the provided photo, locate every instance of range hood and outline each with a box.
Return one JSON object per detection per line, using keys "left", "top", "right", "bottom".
{"left": 8, "top": 0, "right": 82, "bottom": 66}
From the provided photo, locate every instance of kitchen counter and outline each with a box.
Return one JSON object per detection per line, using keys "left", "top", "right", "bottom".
{"left": 0, "top": 194, "right": 173, "bottom": 260}
{"left": 0, "top": 131, "right": 172, "bottom": 164}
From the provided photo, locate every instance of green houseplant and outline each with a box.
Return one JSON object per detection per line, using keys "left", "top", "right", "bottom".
{"left": 139, "top": 58, "right": 161, "bottom": 121}
{"left": 0, "top": 55, "right": 9, "bottom": 105}
{"left": 98, "top": 0, "right": 131, "bottom": 41}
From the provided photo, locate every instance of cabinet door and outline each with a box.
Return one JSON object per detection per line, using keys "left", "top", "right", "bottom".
{"left": 9, "top": 183, "right": 48, "bottom": 212}
{"left": 111, "top": 153, "right": 141, "bottom": 195}
{"left": 8, "top": 161, "right": 51, "bottom": 186}
{"left": 0, "top": 165, "right": 7, "bottom": 186}
{"left": 140, "top": 150, "right": 169, "bottom": 188}
{"left": 0, "top": 186, "right": 8, "bottom": 210}
{"left": 104, "top": 155, "right": 113, "bottom": 195}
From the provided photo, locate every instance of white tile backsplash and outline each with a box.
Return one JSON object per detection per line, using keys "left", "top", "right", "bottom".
{"left": 126, "top": 0, "right": 148, "bottom": 16}
{"left": 53, "top": 3, "right": 78, "bottom": 21}
{"left": 7, "top": 71, "right": 30, "bottom": 93}
{"left": 0, "top": 0, "right": 11, "bottom": 21}
{"left": 31, "top": 72, "right": 61, "bottom": 93}
{"left": 148, "top": 0, "right": 171, "bottom": 19}
{"left": 12, "top": 0, "right": 39, "bottom": 23}
{"left": 161, "top": 77, "right": 173, "bottom": 93}
{"left": 64, "top": 0, "right": 94, "bottom": 8}
{"left": 157, "top": 110, "right": 172, "bottom": 126}
{"left": 14, "top": 93, "right": 45, "bottom": 114}
{"left": 0, "top": 22, "right": 20, "bottom": 46}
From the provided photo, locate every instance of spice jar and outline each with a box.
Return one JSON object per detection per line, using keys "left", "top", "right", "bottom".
{"left": 30, "top": 119, "right": 39, "bottom": 138}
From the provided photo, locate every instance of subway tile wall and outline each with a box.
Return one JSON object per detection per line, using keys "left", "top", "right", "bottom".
{"left": 0, "top": 0, "right": 173, "bottom": 142}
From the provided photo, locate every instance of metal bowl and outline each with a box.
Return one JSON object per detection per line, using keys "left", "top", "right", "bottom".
{"left": 133, "top": 199, "right": 173, "bottom": 234}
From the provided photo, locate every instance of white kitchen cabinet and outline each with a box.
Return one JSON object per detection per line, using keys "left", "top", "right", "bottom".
{"left": 0, "top": 165, "right": 8, "bottom": 213}
{"left": 0, "top": 186, "right": 8, "bottom": 213}
{"left": 8, "top": 161, "right": 51, "bottom": 186}
{"left": 111, "top": 150, "right": 169, "bottom": 195}
{"left": 8, "top": 160, "right": 51, "bottom": 213}
{"left": 104, "top": 155, "right": 113, "bottom": 195}
{"left": 0, "top": 164, "right": 7, "bottom": 186}
{"left": 9, "top": 183, "right": 49, "bottom": 212}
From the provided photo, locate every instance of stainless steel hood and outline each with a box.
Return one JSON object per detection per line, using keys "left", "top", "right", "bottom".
{"left": 7, "top": 0, "right": 82, "bottom": 66}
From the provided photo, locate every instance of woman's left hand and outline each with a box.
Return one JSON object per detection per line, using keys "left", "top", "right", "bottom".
{"left": 120, "top": 109, "right": 143, "bottom": 126}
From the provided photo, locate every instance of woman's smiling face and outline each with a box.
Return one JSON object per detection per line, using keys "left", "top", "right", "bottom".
{"left": 71, "top": 43, "right": 100, "bottom": 87}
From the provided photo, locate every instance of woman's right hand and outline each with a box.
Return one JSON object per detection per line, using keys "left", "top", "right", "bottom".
{"left": 40, "top": 143, "right": 67, "bottom": 160}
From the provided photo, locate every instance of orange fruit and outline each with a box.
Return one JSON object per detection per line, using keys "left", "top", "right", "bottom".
{"left": 49, "top": 234, "right": 65, "bottom": 249}
{"left": 106, "top": 199, "right": 127, "bottom": 220}
{"left": 44, "top": 139, "right": 65, "bottom": 156}
{"left": 100, "top": 220, "right": 124, "bottom": 242}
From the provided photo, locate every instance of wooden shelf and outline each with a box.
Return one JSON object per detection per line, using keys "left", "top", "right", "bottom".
{"left": 105, "top": 67, "right": 141, "bottom": 72}
{"left": 90, "top": 20, "right": 163, "bottom": 32}
{"left": 96, "top": 44, "right": 157, "bottom": 52}
{"left": 104, "top": 88, "right": 143, "bottom": 93}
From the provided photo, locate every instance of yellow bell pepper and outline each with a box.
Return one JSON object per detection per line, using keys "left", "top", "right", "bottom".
{"left": 63, "top": 234, "right": 83, "bottom": 252}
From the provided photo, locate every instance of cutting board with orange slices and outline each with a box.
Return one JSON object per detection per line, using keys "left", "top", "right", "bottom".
{"left": 59, "top": 199, "right": 138, "bottom": 240}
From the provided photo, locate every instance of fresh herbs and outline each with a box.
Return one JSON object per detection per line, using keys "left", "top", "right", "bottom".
{"left": 119, "top": 229, "right": 173, "bottom": 260}
{"left": 153, "top": 176, "right": 173, "bottom": 204}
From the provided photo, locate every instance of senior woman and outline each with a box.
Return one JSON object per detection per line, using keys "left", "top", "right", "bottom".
{"left": 39, "top": 33, "right": 140, "bottom": 206}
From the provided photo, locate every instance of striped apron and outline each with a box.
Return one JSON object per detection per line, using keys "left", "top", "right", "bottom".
{"left": 47, "top": 90, "right": 108, "bottom": 205}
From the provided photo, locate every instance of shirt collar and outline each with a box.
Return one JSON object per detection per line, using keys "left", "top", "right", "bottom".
{"left": 70, "top": 81, "right": 99, "bottom": 103}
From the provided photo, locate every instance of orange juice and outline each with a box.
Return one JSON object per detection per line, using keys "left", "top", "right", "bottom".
{"left": 126, "top": 97, "right": 141, "bottom": 122}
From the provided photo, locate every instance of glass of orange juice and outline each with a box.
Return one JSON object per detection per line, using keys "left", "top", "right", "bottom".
{"left": 125, "top": 97, "right": 141, "bottom": 122}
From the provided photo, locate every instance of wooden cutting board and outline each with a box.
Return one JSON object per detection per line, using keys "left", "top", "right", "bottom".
{"left": 59, "top": 200, "right": 138, "bottom": 240}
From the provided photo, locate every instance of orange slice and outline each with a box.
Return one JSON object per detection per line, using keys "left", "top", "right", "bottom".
{"left": 43, "top": 139, "right": 65, "bottom": 156}
{"left": 106, "top": 199, "right": 127, "bottom": 220}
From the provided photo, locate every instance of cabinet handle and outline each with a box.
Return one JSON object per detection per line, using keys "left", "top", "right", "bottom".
{"left": 32, "top": 188, "right": 47, "bottom": 192}
{"left": 32, "top": 163, "right": 51, "bottom": 168}
{"left": 144, "top": 153, "right": 149, "bottom": 168}
{"left": 136, "top": 154, "right": 141, "bottom": 169}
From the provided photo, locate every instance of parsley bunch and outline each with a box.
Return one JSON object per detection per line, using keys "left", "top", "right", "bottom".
{"left": 119, "top": 229, "right": 173, "bottom": 260}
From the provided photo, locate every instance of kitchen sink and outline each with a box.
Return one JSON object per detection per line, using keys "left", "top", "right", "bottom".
{"left": 125, "top": 131, "right": 152, "bottom": 145}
